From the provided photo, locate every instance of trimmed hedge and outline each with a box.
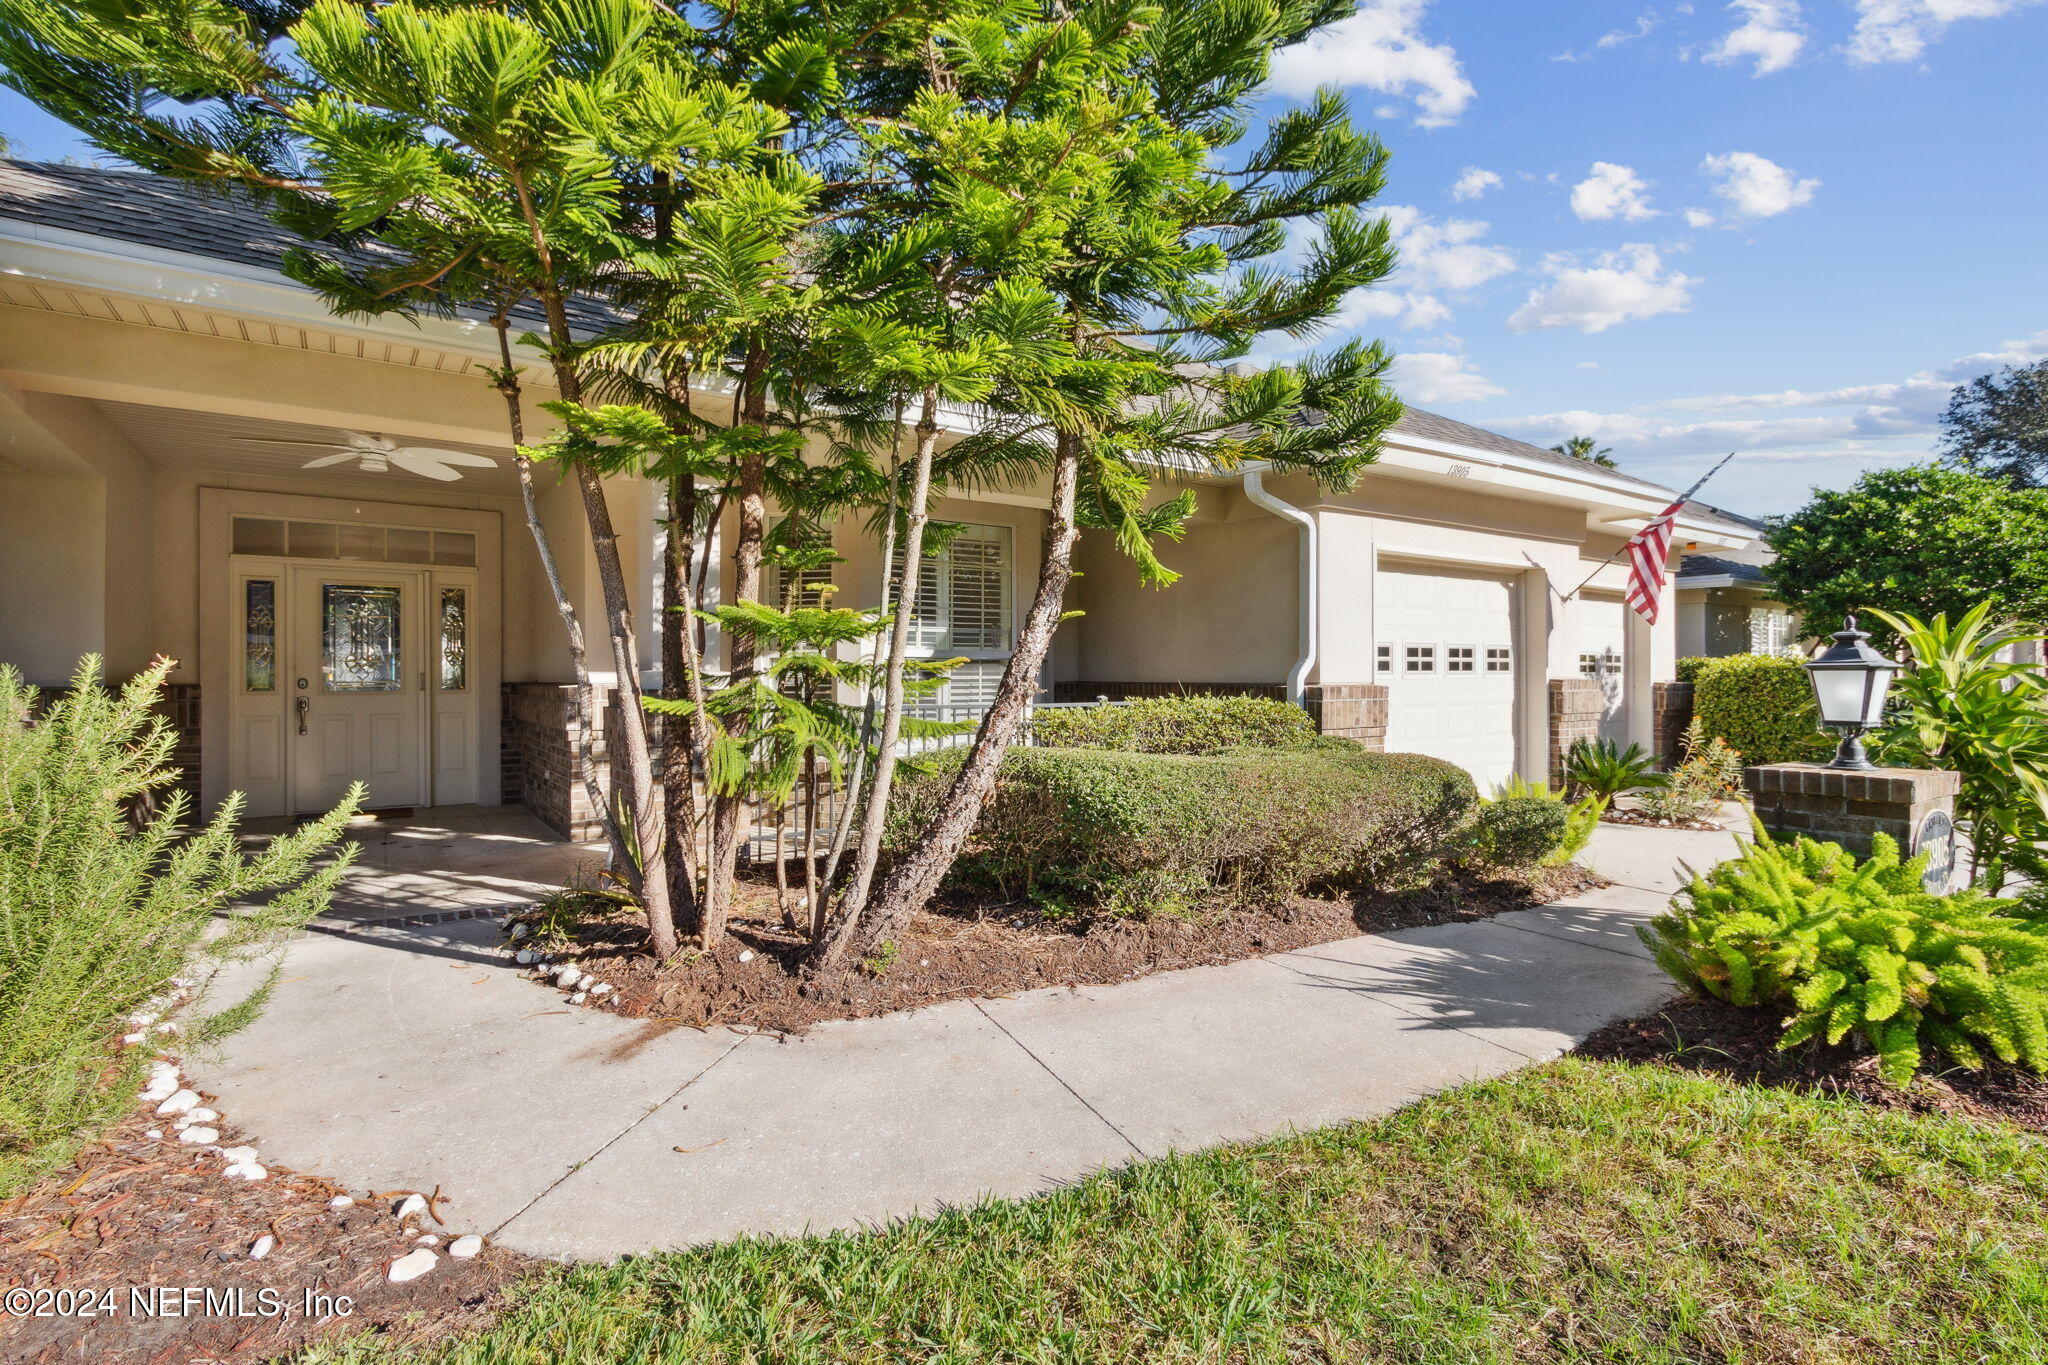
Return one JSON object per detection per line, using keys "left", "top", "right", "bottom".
{"left": 1675, "top": 656, "right": 1712, "bottom": 684}
{"left": 888, "top": 746, "right": 1477, "bottom": 913}
{"left": 1468, "top": 795, "right": 1570, "bottom": 870}
{"left": 1692, "top": 653, "right": 1826, "bottom": 766}
{"left": 1028, "top": 695, "right": 1316, "bottom": 754}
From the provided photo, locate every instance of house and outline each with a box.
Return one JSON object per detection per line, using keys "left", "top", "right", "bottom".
{"left": 0, "top": 159, "right": 1757, "bottom": 832}
{"left": 1671, "top": 503, "right": 1803, "bottom": 659}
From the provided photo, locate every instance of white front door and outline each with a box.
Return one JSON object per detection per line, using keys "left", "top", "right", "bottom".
{"left": 289, "top": 565, "right": 429, "bottom": 813}
{"left": 1377, "top": 563, "right": 1520, "bottom": 792}
{"left": 1579, "top": 593, "right": 1629, "bottom": 744}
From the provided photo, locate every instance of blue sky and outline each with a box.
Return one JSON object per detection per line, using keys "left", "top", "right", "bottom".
{"left": 4, "top": 0, "right": 2044, "bottom": 515}
{"left": 1249, "top": 0, "right": 2048, "bottom": 514}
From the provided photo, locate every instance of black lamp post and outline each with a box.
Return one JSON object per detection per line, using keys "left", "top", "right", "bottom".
{"left": 1803, "top": 615, "right": 1901, "bottom": 771}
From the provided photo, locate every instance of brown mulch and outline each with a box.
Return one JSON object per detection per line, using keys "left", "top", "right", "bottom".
{"left": 542, "top": 863, "right": 1606, "bottom": 1038}
{"left": 0, "top": 1102, "right": 530, "bottom": 1365}
{"left": 1577, "top": 994, "right": 2048, "bottom": 1135}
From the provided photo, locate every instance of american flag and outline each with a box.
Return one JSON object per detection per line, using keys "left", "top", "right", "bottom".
{"left": 1624, "top": 499, "right": 1683, "bottom": 624}
{"left": 1620, "top": 453, "right": 1734, "bottom": 624}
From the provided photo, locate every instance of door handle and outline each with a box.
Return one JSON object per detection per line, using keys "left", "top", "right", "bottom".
{"left": 295, "top": 695, "right": 309, "bottom": 736}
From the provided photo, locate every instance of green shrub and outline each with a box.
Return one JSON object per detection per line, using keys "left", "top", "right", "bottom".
{"left": 887, "top": 745, "right": 1475, "bottom": 912}
{"left": 0, "top": 659, "right": 361, "bottom": 1196}
{"left": 1027, "top": 694, "right": 1316, "bottom": 754}
{"left": 1691, "top": 653, "right": 1826, "bottom": 766}
{"left": 1674, "top": 656, "right": 1712, "bottom": 684}
{"left": 1467, "top": 795, "right": 1569, "bottom": 870}
{"left": 1642, "top": 827, "right": 2048, "bottom": 1084}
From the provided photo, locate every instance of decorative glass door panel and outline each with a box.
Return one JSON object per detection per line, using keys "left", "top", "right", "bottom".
{"left": 321, "top": 584, "right": 404, "bottom": 692}
{"left": 290, "top": 568, "right": 427, "bottom": 812}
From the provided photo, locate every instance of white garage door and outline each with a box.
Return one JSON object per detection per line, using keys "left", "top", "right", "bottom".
{"left": 1376, "top": 563, "right": 1519, "bottom": 792}
{"left": 1579, "top": 593, "right": 1629, "bottom": 744}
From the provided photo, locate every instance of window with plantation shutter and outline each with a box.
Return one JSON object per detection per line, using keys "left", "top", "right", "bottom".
{"left": 895, "top": 524, "right": 1013, "bottom": 657}
{"left": 770, "top": 527, "right": 834, "bottom": 609}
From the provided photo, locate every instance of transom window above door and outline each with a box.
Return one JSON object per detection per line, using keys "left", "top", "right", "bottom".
{"left": 233, "top": 516, "right": 475, "bottom": 567}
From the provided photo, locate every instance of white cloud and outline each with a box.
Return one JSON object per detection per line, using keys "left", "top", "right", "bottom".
{"left": 1847, "top": 0, "right": 2043, "bottom": 64}
{"left": 1391, "top": 350, "right": 1506, "bottom": 403}
{"left": 1570, "top": 162, "right": 1660, "bottom": 222}
{"left": 1378, "top": 205, "right": 1518, "bottom": 291}
{"left": 1492, "top": 330, "right": 2048, "bottom": 468}
{"left": 1332, "top": 286, "right": 1455, "bottom": 333}
{"left": 1683, "top": 207, "right": 1719, "bottom": 228}
{"left": 1554, "top": 8, "right": 1661, "bottom": 60}
{"left": 1576, "top": 361, "right": 1606, "bottom": 371}
{"left": 1705, "top": 0, "right": 1807, "bottom": 73}
{"left": 1701, "top": 151, "right": 1819, "bottom": 218}
{"left": 1269, "top": 0, "right": 1475, "bottom": 127}
{"left": 1508, "top": 244, "right": 1698, "bottom": 334}
{"left": 1449, "top": 167, "right": 1502, "bottom": 201}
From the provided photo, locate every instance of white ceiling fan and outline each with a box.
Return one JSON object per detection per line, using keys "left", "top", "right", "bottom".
{"left": 240, "top": 430, "right": 498, "bottom": 482}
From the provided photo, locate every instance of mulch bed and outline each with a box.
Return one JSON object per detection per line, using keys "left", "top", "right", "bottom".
{"left": 0, "top": 1103, "right": 528, "bottom": 1365}
{"left": 543, "top": 863, "right": 1606, "bottom": 1037}
{"left": 1577, "top": 995, "right": 2048, "bottom": 1135}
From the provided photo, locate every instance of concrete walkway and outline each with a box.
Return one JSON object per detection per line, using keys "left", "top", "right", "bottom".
{"left": 201, "top": 817, "right": 1741, "bottom": 1260}
{"left": 242, "top": 805, "right": 605, "bottom": 924}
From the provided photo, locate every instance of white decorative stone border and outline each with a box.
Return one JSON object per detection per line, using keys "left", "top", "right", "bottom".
{"left": 505, "top": 917, "right": 622, "bottom": 1008}
{"left": 123, "top": 989, "right": 489, "bottom": 1282}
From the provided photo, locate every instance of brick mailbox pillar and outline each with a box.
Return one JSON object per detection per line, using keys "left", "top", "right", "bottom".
{"left": 1743, "top": 764, "right": 1962, "bottom": 889}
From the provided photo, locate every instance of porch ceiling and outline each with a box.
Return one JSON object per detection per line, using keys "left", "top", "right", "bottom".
{"left": 95, "top": 398, "right": 522, "bottom": 498}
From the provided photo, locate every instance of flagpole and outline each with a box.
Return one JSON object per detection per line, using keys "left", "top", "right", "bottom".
{"left": 1560, "top": 452, "right": 1735, "bottom": 602}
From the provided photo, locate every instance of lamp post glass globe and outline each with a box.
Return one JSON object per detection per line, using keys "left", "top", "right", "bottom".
{"left": 1803, "top": 615, "right": 1901, "bottom": 771}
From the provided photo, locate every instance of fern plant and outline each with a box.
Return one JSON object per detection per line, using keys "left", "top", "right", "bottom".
{"left": 1641, "top": 826, "right": 2048, "bottom": 1085}
{"left": 1, "top": 658, "right": 361, "bottom": 1195}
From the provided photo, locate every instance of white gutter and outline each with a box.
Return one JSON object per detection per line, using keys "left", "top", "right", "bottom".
{"left": 1241, "top": 465, "right": 1316, "bottom": 708}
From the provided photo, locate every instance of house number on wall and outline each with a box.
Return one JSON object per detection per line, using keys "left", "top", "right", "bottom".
{"left": 1915, "top": 809, "right": 1957, "bottom": 893}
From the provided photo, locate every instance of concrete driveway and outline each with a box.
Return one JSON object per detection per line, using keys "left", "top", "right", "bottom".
{"left": 197, "top": 817, "right": 1741, "bottom": 1260}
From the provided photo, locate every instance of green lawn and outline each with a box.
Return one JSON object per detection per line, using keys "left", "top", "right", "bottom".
{"left": 310, "top": 1059, "right": 2048, "bottom": 1364}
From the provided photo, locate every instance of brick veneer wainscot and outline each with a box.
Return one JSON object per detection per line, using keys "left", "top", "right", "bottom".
{"left": 1652, "top": 680, "right": 1694, "bottom": 766}
{"left": 1548, "top": 677, "right": 1604, "bottom": 781}
{"left": 1302, "top": 682, "right": 1389, "bottom": 750}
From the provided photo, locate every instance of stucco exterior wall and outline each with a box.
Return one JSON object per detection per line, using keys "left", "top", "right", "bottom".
{"left": 0, "top": 471, "right": 104, "bottom": 686}
{"left": 1066, "top": 487, "right": 1299, "bottom": 688}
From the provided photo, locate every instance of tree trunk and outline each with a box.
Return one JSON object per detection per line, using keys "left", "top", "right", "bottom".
{"left": 817, "top": 429, "right": 1081, "bottom": 969}
{"left": 660, "top": 469, "right": 708, "bottom": 929}
{"left": 506, "top": 184, "right": 675, "bottom": 960}
{"left": 528, "top": 286, "right": 678, "bottom": 960}
{"left": 490, "top": 317, "right": 621, "bottom": 859}
{"left": 699, "top": 349, "right": 772, "bottom": 949}
{"left": 817, "top": 388, "right": 941, "bottom": 960}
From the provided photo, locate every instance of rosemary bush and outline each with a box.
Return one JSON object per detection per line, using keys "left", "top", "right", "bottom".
{"left": 0, "top": 658, "right": 360, "bottom": 1195}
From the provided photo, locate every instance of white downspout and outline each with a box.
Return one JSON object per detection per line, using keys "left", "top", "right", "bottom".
{"left": 1241, "top": 466, "right": 1317, "bottom": 708}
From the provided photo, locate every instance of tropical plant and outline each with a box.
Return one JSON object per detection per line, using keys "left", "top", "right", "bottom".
{"left": 1765, "top": 464, "right": 2048, "bottom": 649}
{"left": 1642, "top": 827, "right": 2048, "bottom": 1085}
{"left": 1868, "top": 605, "right": 2048, "bottom": 889}
{"left": 1, "top": 658, "right": 360, "bottom": 1195}
{"left": 1690, "top": 653, "right": 1828, "bottom": 766}
{"left": 1563, "top": 737, "right": 1668, "bottom": 804}
{"left": 1637, "top": 719, "right": 1742, "bottom": 824}
{"left": 1549, "top": 435, "right": 1618, "bottom": 469}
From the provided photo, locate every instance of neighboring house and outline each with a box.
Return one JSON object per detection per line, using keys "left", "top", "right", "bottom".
{"left": 0, "top": 159, "right": 1753, "bottom": 832}
{"left": 1672, "top": 502, "right": 1802, "bottom": 659}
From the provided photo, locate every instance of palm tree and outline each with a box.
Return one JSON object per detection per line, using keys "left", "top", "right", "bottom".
{"left": 1552, "top": 435, "right": 1618, "bottom": 469}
